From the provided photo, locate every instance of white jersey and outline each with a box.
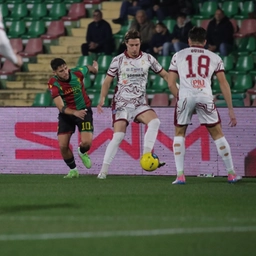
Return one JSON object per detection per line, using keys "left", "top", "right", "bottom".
{"left": 107, "top": 51, "right": 163, "bottom": 108}
{"left": 0, "top": 11, "right": 18, "bottom": 64}
{"left": 169, "top": 46, "right": 224, "bottom": 98}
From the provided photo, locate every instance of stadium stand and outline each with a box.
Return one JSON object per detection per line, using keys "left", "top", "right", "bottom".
{"left": 234, "top": 19, "right": 256, "bottom": 38}
{"left": 9, "top": 38, "right": 24, "bottom": 54}
{"left": 4, "top": 3, "right": 28, "bottom": 22}
{"left": 7, "top": 20, "right": 26, "bottom": 38}
{"left": 32, "top": 90, "right": 52, "bottom": 107}
{"left": 0, "top": 60, "right": 21, "bottom": 75}
{"left": 19, "top": 38, "right": 43, "bottom": 57}
{"left": 21, "top": 20, "right": 46, "bottom": 39}
{"left": 24, "top": 2, "right": 48, "bottom": 21}
{"left": 62, "top": 3, "right": 86, "bottom": 21}
{"left": 1, "top": 0, "right": 256, "bottom": 107}
{"left": 234, "top": 1, "right": 255, "bottom": 19}
{"left": 41, "top": 20, "right": 66, "bottom": 40}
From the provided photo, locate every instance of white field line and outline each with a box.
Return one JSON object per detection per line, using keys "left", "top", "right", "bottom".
{"left": 0, "top": 226, "right": 256, "bottom": 241}
{"left": 0, "top": 215, "right": 255, "bottom": 223}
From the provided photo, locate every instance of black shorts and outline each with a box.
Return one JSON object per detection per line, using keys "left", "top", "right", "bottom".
{"left": 57, "top": 107, "right": 94, "bottom": 135}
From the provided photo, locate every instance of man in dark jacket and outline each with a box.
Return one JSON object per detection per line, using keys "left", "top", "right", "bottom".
{"left": 162, "top": 13, "right": 193, "bottom": 55}
{"left": 112, "top": 0, "right": 152, "bottom": 25}
{"left": 81, "top": 9, "right": 115, "bottom": 56}
{"left": 206, "top": 9, "right": 234, "bottom": 56}
{"left": 149, "top": 0, "right": 180, "bottom": 21}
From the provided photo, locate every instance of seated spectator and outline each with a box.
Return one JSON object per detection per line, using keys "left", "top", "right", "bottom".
{"left": 178, "top": 0, "right": 194, "bottom": 16}
{"left": 81, "top": 9, "right": 115, "bottom": 56}
{"left": 162, "top": 13, "right": 193, "bottom": 55}
{"left": 150, "top": 22, "right": 172, "bottom": 56}
{"left": 149, "top": 0, "right": 180, "bottom": 21}
{"left": 112, "top": 0, "right": 152, "bottom": 25}
{"left": 118, "top": 9, "right": 155, "bottom": 53}
{"left": 206, "top": 9, "right": 234, "bottom": 56}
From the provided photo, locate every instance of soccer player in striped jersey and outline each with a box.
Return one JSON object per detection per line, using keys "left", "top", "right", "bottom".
{"left": 97, "top": 29, "right": 168, "bottom": 179}
{"left": 168, "top": 26, "right": 241, "bottom": 184}
{"left": 48, "top": 58, "right": 98, "bottom": 178}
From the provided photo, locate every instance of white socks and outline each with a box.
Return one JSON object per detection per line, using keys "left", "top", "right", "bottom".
{"left": 214, "top": 137, "right": 234, "bottom": 173}
{"left": 173, "top": 136, "right": 185, "bottom": 175}
{"left": 100, "top": 132, "right": 125, "bottom": 173}
{"left": 143, "top": 118, "right": 160, "bottom": 154}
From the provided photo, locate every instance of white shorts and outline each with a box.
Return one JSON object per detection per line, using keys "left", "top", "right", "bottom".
{"left": 175, "top": 95, "right": 221, "bottom": 126}
{"left": 112, "top": 104, "right": 152, "bottom": 125}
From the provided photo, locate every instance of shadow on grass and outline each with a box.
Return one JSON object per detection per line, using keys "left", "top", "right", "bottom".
{"left": 0, "top": 203, "right": 77, "bottom": 214}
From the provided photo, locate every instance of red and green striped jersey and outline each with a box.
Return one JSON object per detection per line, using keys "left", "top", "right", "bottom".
{"left": 48, "top": 66, "right": 91, "bottom": 110}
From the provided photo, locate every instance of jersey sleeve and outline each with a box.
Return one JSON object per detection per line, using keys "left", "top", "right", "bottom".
{"left": 107, "top": 57, "right": 118, "bottom": 77}
{"left": 214, "top": 55, "right": 225, "bottom": 73}
{"left": 75, "top": 66, "right": 89, "bottom": 77}
{"left": 168, "top": 53, "right": 178, "bottom": 73}
{"left": 48, "top": 78, "right": 60, "bottom": 99}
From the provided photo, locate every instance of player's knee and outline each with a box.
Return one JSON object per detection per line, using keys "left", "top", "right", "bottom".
{"left": 148, "top": 118, "right": 160, "bottom": 130}
{"left": 112, "top": 132, "right": 125, "bottom": 145}
{"left": 59, "top": 145, "right": 69, "bottom": 154}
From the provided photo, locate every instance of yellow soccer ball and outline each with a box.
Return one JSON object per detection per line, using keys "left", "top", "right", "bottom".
{"left": 140, "top": 152, "right": 159, "bottom": 172}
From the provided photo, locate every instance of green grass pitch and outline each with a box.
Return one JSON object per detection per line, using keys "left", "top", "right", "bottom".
{"left": 0, "top": 175, "right": 256, "bottom": 256}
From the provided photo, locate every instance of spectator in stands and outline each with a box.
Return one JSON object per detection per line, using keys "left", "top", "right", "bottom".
{"left": 112, "top": 0, "right": 152, "bottom": 25}
{"left": 118, "top": 10, "right": 155, "bottom": 53}
{"left": 162, "top": 13, "right": 193, "bottom": 55}
{"left": 0, "top": 12, "right": 22, "bottom": 67}
{"left": 150, "top": 22, "right": 172, "bottom": 56}
{"left": 81, "top": 9, "right": 114, "bottom": 56}
{"left": 178, "top": 0, "right": 194, "bottom": 16}
{"left": 206, "top": 9, "right": 234, "bottom": 56}
{"left": 148, "top": 0, "right": 180, "bottom": 21}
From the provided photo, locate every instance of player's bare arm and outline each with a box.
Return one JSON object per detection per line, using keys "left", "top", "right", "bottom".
{"left": 158, "top": 69, "right": 169, "bottom": 83}
{"left": 97, "top": 75, "right": 113, "bottom": 114}
{"left": 216, "top": 71, "right": 237, "bottom": 127}
{"left": 87, "top": 60, "right": 98, "bottom": 74}
{"left": 168, "top": 71, "right": 179, "bottom": 98}
{"left": 53, "top": 96, "right": 87, "bottom": 120}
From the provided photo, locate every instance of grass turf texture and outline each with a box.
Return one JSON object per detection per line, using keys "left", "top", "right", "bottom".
{"left": 0, "top": 175, "right": 255, "bottom": 256}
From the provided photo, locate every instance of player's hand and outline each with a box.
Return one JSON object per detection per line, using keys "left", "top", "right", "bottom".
{"left": 228, "top": 109, "right": 237, "bottom": 127}
{"left": 92, "top": 60, "right": 98, "bottom": 72}
{"left": 15, "top": 54, "right": 23, "bottom": 68}
{"left": 97, "top": 98, "right": 105, "bottom": 114}
{"left": 74, "top": 109, "right": 87, "bottom": 120}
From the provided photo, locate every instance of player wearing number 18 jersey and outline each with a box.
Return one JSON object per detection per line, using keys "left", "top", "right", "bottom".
{"left": 168, "top": 26, "right": 241, "bottom": 184}
{"left": 48, "top": 58, "right": 98, "bottom": 178}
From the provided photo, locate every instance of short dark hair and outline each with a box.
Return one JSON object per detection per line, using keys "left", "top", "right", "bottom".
{"left": 50, "top": 58, "right": 66, "bottom": 71}
{"left": 177, "top": 13, "right": 187, "bottom": 19}
{"left": 124, "top": 29, "right": 141, "bottom": 43}
{"left": 188, "top": 26, "right": 207, "bottom": 43}
{"left": 93, "top": 9, "right": 102, "bottom": 17}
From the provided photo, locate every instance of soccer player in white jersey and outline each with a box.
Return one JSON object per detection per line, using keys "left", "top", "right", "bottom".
{"left": 0, "top": 12, "right": 23, "bottom": 67}
{"left": 168, "top": 26, "right": 241, "bottom": 185}
{"left": 97, "top": 29, "right": 169, "bottom": 179}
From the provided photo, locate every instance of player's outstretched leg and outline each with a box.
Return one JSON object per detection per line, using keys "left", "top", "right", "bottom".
{"left": 78, "top": 147, "right": 92, "bottom": 169}
{"left": 64, "top": 168, "right": 79, "bottom": 178}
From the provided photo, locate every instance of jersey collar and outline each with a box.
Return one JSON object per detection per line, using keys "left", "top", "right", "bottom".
{"left": 190, "top": 45, "right": 205, "bottom": 48}
{"left": 124, "top": 50, "right": 142, "bottom": 59}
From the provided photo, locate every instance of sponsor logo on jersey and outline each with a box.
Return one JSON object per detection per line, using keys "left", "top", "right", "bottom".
{"left": 191, "top": 79, "right": 205, "bottom": 89}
